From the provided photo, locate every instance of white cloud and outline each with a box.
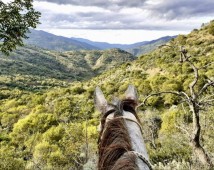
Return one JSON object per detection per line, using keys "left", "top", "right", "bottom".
{"left": 34, "top": 0, "right": 214, "bottom": 31}
{"left": 33, "top": 1, "right": 110, "bottom": 15}
{"left": 4, "top": 0, "right": 213, "bottom": 43}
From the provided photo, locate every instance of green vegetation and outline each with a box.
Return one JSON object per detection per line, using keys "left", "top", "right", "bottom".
{"left": 0, "top": 0, "right": 40, "bottom": 55}
{"left": 0, "top": 21, "right": 214, "bottom": 169}
{"left": 208, "top": 20, "right": 214, "bottom": 35}
{"left": 0, "top": 47, "right": 135, "bottom": 90}
{"left": 127, "top": 36, "right": 175, "bottom": 56}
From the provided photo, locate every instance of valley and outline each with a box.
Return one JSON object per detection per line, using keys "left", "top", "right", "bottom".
{"left": 0, "top": 21, "right": 214, "bottom": 170}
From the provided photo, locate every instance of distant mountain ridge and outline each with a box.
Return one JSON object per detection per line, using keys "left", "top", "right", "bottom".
{"left": 71, "top": 36, "right": 176, "bottom": 51}
{"left": 126, "top": 36, "right": 176, "bottom": 56}
{"left": 25, "top": 29, "right": 100, "bottom": 51}
{"left": 25, "top": 29, "right": 176, "bottom": 56}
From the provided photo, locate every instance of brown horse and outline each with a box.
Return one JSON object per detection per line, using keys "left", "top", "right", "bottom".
{"left": 94, "top": 85, "right": 152, "bottom": 170}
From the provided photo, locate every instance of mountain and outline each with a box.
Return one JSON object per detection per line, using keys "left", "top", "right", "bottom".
{"left": 25, "top": 29, "right": 175, "bottom": 56}
{"left": 0, "top": 21, "right": 214, "bottom": 170}
{"left": 0, "top": 46, "right": 135, "bottom": 90}
{"left": 71, "top": 36, "right": 176, "bottom": 55}
{"left": 25, "top": 29, "right": 99, "bottom": 51}
{"left": 70, "top": 37, "right": 137, "bottom": 49}
{"left": 126, "top": 36, "right": 176, "bottom": 56}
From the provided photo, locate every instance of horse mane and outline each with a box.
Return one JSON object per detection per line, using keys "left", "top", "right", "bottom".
{"left": 98, "top": 99, "right": 140, "bottom": 170}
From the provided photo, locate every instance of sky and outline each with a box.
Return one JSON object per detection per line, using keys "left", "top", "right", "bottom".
{"left": 3, "top": 0, "right": 214, "bottom": 44}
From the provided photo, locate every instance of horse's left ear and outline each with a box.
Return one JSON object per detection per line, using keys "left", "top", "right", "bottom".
{"left": 125, "top": 85, "right": 138, "bottom": 103}
{"left": 94, "top": 87, "right": 109, "bottom": 114}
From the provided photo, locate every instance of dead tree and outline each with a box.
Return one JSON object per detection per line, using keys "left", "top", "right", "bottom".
{"left": 141, "top": 46, "right": 213, "bottom": 167}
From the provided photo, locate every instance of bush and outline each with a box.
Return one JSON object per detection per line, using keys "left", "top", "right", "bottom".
{"left": 153, "top": 160, "right": 191, "bottom": 170}
{"left": 176, "top": 35, "right": 187, "bottom": 45}
{"left": 208, "top": 23, "right": 214, "bottom": 35}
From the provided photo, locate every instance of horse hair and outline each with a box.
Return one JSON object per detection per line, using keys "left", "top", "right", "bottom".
{"left": 98, "top": 99, "right": 141, "bottom": 170}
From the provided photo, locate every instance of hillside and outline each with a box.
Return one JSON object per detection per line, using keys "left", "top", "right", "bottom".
{"left": 83, "top": 21, "right": 214, "bottom": 168}
{"left": 0, "top": 21, "right": 214, "bottom": 169}
{"left": 25, "top": 29, "right": 99, "bottom": 51}
{"left": 0, "top": 46, "right": 135, "bottom": 90}
{"left": 126, "top": 36, "right": 176, "bottom": 56}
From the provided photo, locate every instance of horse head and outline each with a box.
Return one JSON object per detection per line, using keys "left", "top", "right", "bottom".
{"left": 94, "top": 85, "right": 152, "bottom": 170}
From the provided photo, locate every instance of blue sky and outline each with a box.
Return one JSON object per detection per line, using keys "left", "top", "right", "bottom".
{"left": 3, "top": 0, "right": 214, "bottom": 43}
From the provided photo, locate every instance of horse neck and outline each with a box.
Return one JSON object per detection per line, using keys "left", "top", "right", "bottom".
{"left": 98, "top": 112, "right": 134, "bottom": 170}
{"left": 122, "top": 110, "right": 150, "bottom": 169}
{"left": 98, "top": 110, "right": 150, "bottom": 170}
{"left": 123, "top": 110, "right": 149, "bottom": 158}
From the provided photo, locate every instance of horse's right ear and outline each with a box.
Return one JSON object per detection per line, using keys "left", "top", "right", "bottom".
{"left": 94, "top": 87, "right": 108, "bottom": 114}
{"left": 125, "top": 85, "right": 138, "bottom": 102}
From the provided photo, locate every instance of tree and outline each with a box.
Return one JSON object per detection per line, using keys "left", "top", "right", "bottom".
{"left": 142, "top": 46, "right": 214, "bottom": 167}
{"left": 0, "top": 0, "right": 40, "bottom": 55}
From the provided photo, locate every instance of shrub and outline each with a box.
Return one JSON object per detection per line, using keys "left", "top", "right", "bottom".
{"left": 208, "top": 23, "right": 214, "bottom": 35}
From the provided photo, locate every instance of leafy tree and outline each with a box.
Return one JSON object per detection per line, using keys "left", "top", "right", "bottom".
{"left": 0, "top": 0, "right": 40, "bottom": 55}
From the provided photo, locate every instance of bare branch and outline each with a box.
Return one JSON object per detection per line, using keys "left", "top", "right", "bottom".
{"left": 199, "top": 94, "right": 214, "bottom": 103}
{"left": 198, "top": 81, "right": 214, "bottom": 96}
{"left": 71, "top": 157, "right": 83, "bottom": 166}
{"left": 139, "top": 91, "right": 190, "bottom": 107}
{"left": 187, "top": 61, "right": 199, "bottom": 100}
{"left": 178, "top": 47, "right": 199, "bottom": 100}
{"left": 199, "top": 99, "right": 214, "bottom": 106}
{"left": 180, "top": 46, "right": 204, "bottom": 100}
{"left": 180, "top": 91, "right": 191, "bottom": 101}
{"left": 175, "top": 123, "right": 191, "bottom": 139}
{"left": 179, "top": 46, "right": 193, "bottom": 62}
{"left": 143, "top": 126, "right": 157, "bottom": 149}
{"left": 204, "top": 99, "right": 214, "bottom": 103}
{"left": 199, "top": 62, "right": 214, "bottom": 70}
{"left": 181, "top": 103, "right": 188, "bottom": 115}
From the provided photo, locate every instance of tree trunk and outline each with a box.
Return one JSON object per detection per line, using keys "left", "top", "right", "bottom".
{"left": 190, "top": 103, "right": 213, "bottom": 167}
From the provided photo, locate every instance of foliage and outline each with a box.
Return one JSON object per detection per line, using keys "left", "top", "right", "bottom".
{"left": 0, "top": 145, "right": 25, "bottom": 170}
{"left": 208, "top": 21, "right": 214, "bottom": 35}
{"left": 0, "top": 46, "right": 135, "bottom": 91}
{"left": 176, "top": 35, "right": 187, "bottom": 45}
{"left": 0, "top": 20, "right": 213, "bottom": 169}
{"left": 0, "top": 0, "right": 41, "bottom": 55}
{"left": 153, "top": 160, "right": 191, "bottom": 170}
{"left": 127, "top": 36, "right": 175, "bottom": 56}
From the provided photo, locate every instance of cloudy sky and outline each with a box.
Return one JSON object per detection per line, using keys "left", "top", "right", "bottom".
{"left": 4, "top": 0, "right": 214, "bottom": 43}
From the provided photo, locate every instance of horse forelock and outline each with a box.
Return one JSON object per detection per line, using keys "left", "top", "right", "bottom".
{"left": 100, "top": 99, "right": 137, "bottom": 120}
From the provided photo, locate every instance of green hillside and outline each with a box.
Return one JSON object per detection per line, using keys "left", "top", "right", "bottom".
{"left": 126, "top": 36, "right": 176, "bottom": 56}
{"left": 0, "top": 21, "right": 214, "bottom": 169}
{"left": 0, "top": 47, "right": 135, "bottom": 90}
